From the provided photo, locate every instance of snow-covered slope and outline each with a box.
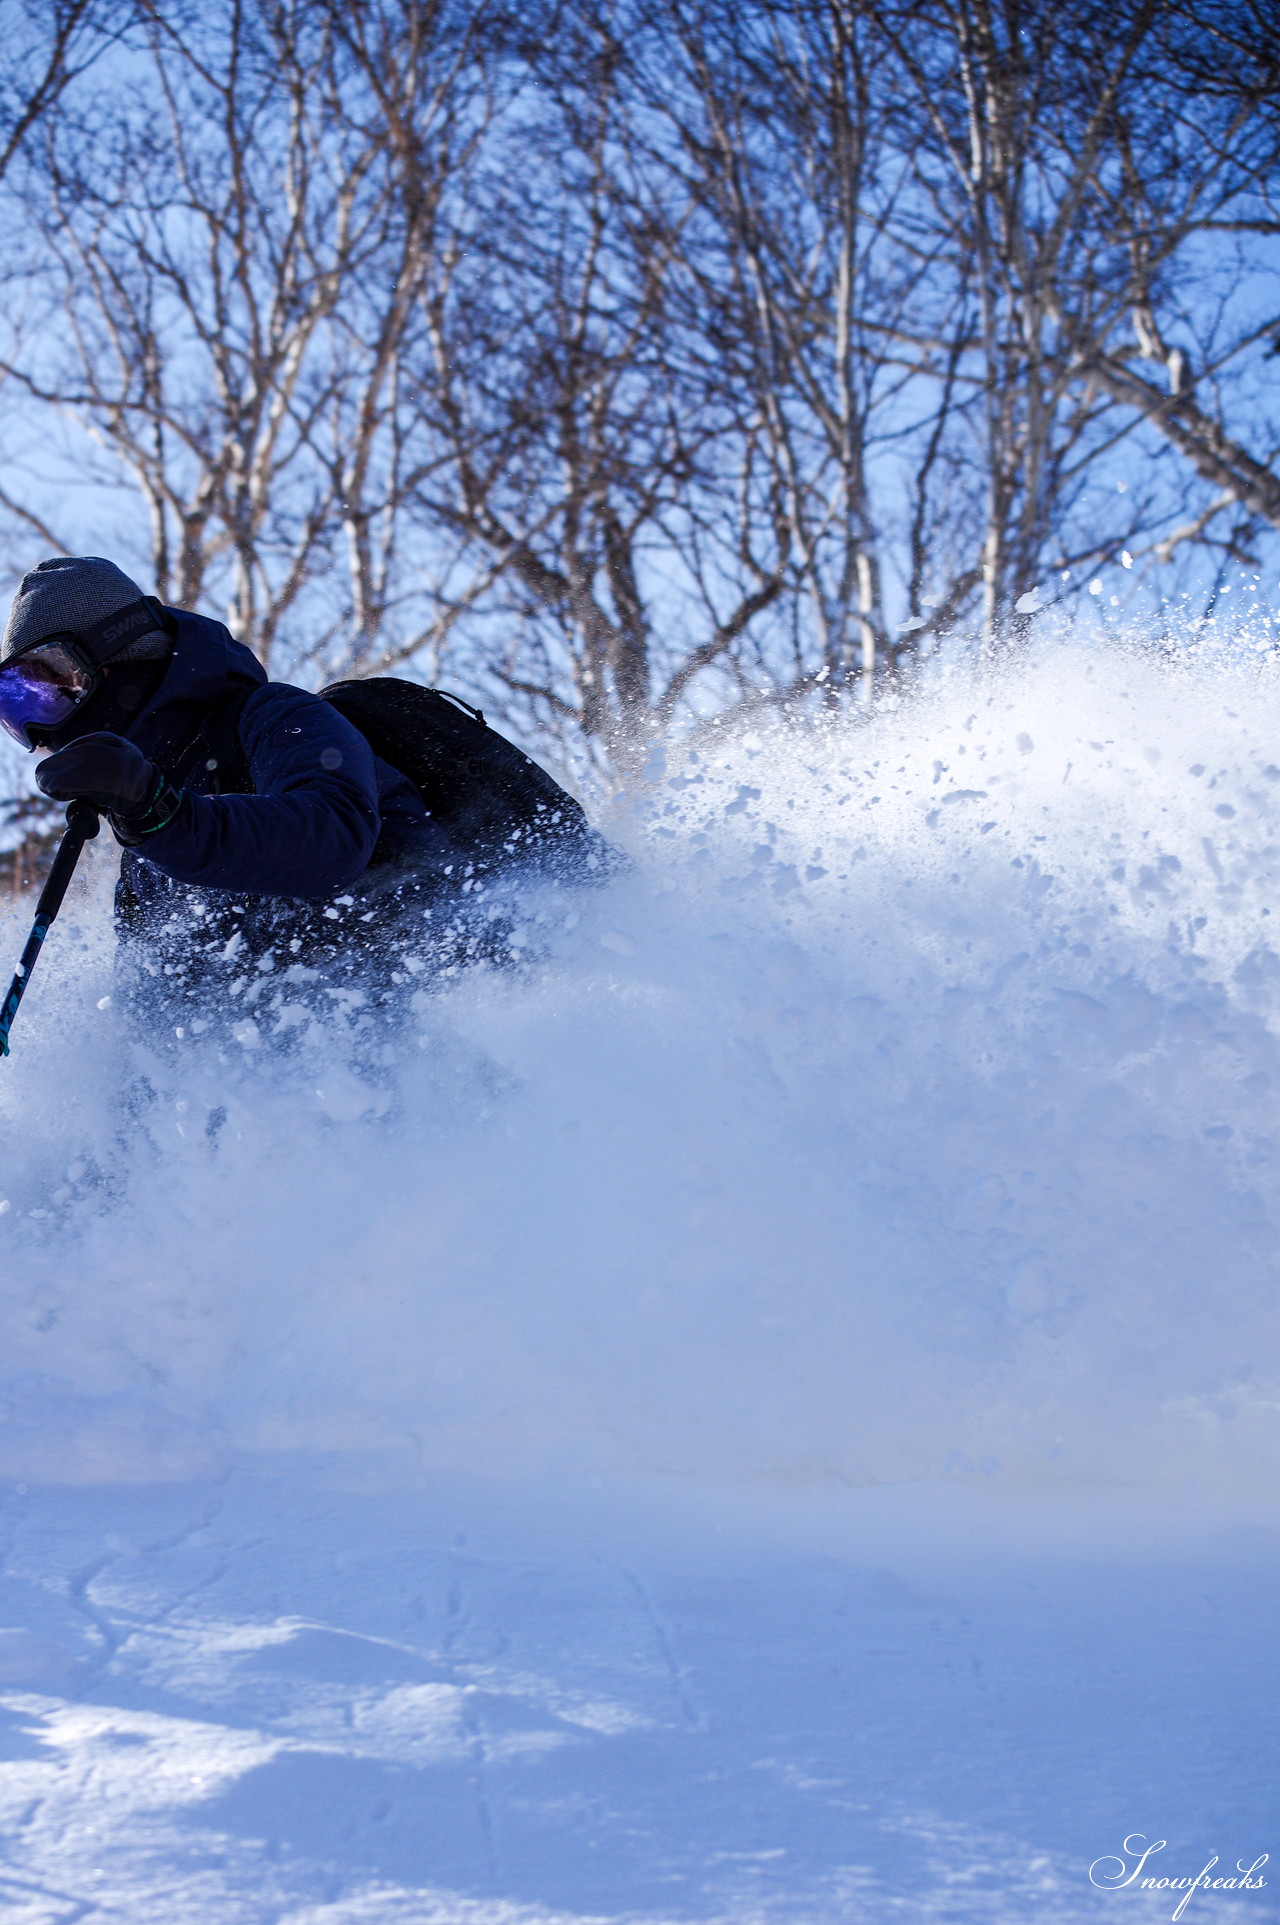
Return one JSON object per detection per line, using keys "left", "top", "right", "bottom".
{"left": 0, "top": 637, "right": 1277, "bottom": 1919}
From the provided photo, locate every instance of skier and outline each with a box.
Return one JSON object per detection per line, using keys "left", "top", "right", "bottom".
{"left": 0, "top": 556, "right": 605, "bottom": 1017}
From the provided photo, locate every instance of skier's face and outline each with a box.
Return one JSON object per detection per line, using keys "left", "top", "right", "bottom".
{"left": 0, "top": 638, "right": 97, "bottom": 748}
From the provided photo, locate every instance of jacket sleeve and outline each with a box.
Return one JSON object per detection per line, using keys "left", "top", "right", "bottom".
{"left": 129, "top": 684, "right": 382, "bottom": 898}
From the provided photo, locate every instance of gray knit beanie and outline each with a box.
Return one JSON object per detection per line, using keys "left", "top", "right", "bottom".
{"left": 1, "top": 556, "right": 170, "bottom": 665}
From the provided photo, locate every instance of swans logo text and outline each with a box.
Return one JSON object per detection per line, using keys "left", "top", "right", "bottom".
{"left": 1090, "top": 1836, "right": 1268, "bottom": 1921}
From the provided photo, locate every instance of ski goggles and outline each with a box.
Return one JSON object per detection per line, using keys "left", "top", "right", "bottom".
{"left": 0, "top": 638, "right": 98, "bottom": 748}
{"left": 0, "top": 598, "right": 169, "bottom": 748}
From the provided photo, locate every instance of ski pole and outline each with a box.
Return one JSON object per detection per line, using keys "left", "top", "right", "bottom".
{"left": 0, "top": 799, "right": 101, "bottom": 1057}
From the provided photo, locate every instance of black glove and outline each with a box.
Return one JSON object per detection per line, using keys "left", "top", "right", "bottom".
{"left": 36, "top": 731, "right": 183, "bottom": 842}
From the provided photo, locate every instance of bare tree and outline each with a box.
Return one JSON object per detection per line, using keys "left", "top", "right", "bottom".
{"left": 1060, "top": 1, "right": 1280, "bottom": 540}
{"left": 0, "top": 0, "right": 1276, "bottom": 788}
{"left": 385, "top": 7, "right": 796, "bottom": 762}
{"left": 878, "top": 0, "right": 1280, "bottom": 635}
{"left": 645, "top": 0, "right": 960, "bottom": 699}
{"left": 644, "top": 0, "right": 1280, "bottom": 678}
{"left": 2, "top": 0, "right": 509, "bottom": 679}
{"left": 0, "top": 0, "right": 128, "bottom": 883}
{"left": 0, "top": 0, "right": 114, "bottom": 186}
{"left": 0, "top": 0, "right": 126, "bottom": 549}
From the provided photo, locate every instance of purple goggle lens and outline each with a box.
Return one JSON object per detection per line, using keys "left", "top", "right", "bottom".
{"left": 0, "top": 644, "right": 93, "bottom": 746}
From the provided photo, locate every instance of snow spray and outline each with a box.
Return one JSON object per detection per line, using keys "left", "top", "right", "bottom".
{"left": 2, "top": 636, "right": 1279, "bottom": 1511}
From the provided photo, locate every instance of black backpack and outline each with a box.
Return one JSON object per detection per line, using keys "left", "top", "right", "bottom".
{"left": 319, "top": 678, "right": 607, "bottom": 878}
{"left": 184, "top": 675, "right": 610, "bottom": 882}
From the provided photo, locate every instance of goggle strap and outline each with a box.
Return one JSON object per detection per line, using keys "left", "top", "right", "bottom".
{"left": 67, "top": 596, "right": 173, "bottom": 668}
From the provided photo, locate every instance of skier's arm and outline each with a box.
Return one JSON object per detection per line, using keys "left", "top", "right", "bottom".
{"left": 120, "top": 685, "right": 383, "bottom": 899}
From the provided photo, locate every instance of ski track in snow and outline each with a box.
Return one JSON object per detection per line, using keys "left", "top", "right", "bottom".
{"left": 0, "top": 1474, "right": 1276, "bottom": 1923}
{"left": 0, "top": 638, "right": 1278, "bottom": 1918}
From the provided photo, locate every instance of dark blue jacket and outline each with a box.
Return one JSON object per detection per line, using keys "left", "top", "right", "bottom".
{"left": 122, "top": 608, "right": 437, "bottom": 901}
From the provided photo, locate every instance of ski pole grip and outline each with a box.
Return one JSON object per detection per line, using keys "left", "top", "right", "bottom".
{"left": 66, "top": 799, "right": 102, "bottom": 836}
